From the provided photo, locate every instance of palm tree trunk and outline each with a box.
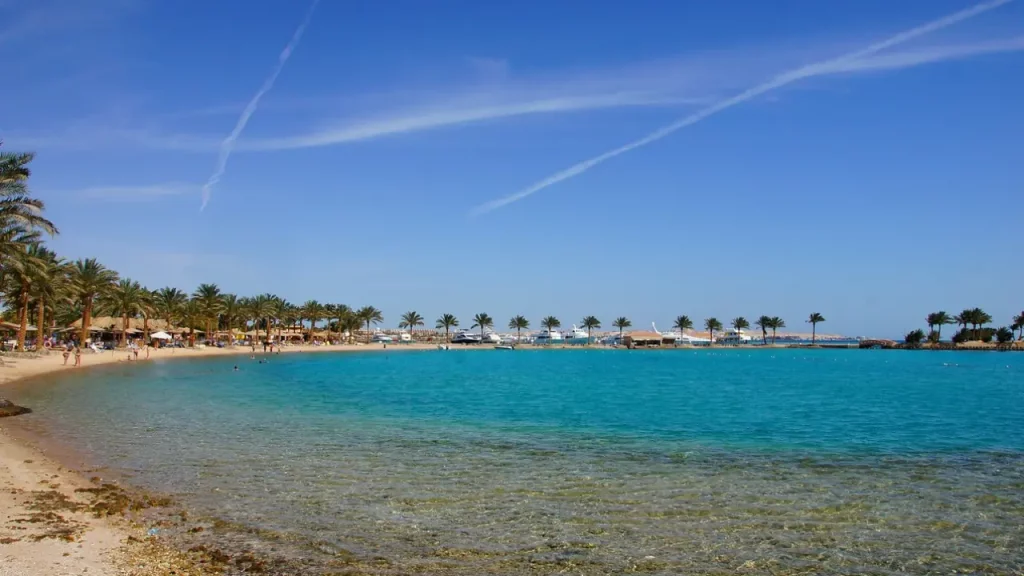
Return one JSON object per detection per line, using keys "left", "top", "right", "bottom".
{"left": 36, "top": 299, "right": 46, "bottom": 349}
{"left": 771, "top": 328, "right": 777, "bottom": 345}
{"left": 189, "top": 327, "right": 195, "bottom": 347}
{"left": 143, "top": 315, "right": 150, "bottom": 342}
{"left": 16, "top": 288, "right": 29, "bottom": 351}
{"left": 812, "top": 323, "right": 816, "bottom": 344}
{"left": 81, "top": 299, "right": 93, "bottom": 346}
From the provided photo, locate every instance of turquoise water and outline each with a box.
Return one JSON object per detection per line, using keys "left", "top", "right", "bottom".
{"left": 7, "top": 349, "right": 1024, "bottom": 574}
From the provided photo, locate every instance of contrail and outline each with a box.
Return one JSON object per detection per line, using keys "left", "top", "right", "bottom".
{"left": 470, "top": 0, "right": 1013, "bottom": 216}
{"left": 200, "top": 0, "right": 320, "bottom": 210}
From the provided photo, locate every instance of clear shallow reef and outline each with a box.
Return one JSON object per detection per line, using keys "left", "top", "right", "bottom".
{"left": 8, "top": 349, "right": 1023, "bottom": 574}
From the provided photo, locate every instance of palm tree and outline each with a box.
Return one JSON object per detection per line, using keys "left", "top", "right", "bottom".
{"left": 137, "top": 286, "right": 155, "bottom": 342}
{"left": 192, "top": 283, "right": 224, "bottom": 340}
{"left": 581, "top": 315, "right": 600, "bottom": 343}
{"left": 4, "top": 243, "right": 46, "bottom": 350}
{"left": 612, "top": 317, "right": 631, "bottom": 341}
{"left": 0, "top": 149, "right": 58, "bottom": 259}
{"left": 250, "top": 294, "right": 277, "bottom": 343}
{"left": 324, "top": 304, "right": 350, "bottom": 340}
{"left": 673, "top": 315, "right": 693, "bottom": 333}
{"left": 755, "top": 316, "right": 771, "bottom": 345}
{"left": 768, "top": 316, "right": 786, "bottom": 344}
{"left": 276, "top": 300, "right": 296, "bottom": 341}
{"left": 302, "top": 300, "right": 326, "bottom": 340}
{"left": 340, "top": 312, "right": 362, "bottom": 344}
{"left": 926, "top": 311, "right": 953, "bottom": 340}
{"left": 179, "top": 299, "right": 202, "bottom": 347}
{"left": 704, "top": 317, "right": 722, "bottom": 344}
{"left": 732, "top": 317, "right": 749, "bottom": 332}
{"left": 508, "top": 315, "right": 529, "bottom": 342}
{"left": 541, "top": 316, "right": 561, "bottom": 344}
{"left": 220, "top": 294, "right": 240, "bottom": 343}
{"left": 954, "top": 309, "right": 971, "bottom": 339}
{"left": 807, "top": 312, "right": 825, "bottom": 344}
{"left": 970, "top": 308, "right": 992, "bottom": 341}
{"left": 904, "top": 329, "right": 925, "bottom": 348}
{"left": 153, "top": 287, "right": 187, "bottom": 332}
{"left": 436, "top": 313, "right": 459, "bottom": 342}
{"left": 1012, "top": 311, "right": 1024, "bottom": 341}
{"left": 400, "top": 311, "right": 425, "bottom": 335}
{"left": 471, "top": 313, "right": 494, "bottom": 339}
{"left": 995, "top": 326, "right": 1015, "bottom": 348}
{"left": 70, "top": 258, "right": 118, "bottom": 344}
{"left": 356, "top": 306, "right": 383, "bottom": 341}
{"left": 29, "top": 248, "right": 69, "bottom": 348}
{"left": 101, "top": 279, "right": 146, "bottom": 347}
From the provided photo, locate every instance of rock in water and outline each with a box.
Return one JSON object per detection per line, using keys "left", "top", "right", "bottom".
{"left": 0, "top": 398, "right": 30, "bottom": 417}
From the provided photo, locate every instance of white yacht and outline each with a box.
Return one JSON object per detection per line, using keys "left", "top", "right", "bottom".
{"left": 534, "top": 329, "right": 564, "bottom": 345}
{"left": 564, "top": 325, "right": 590, "bottom": 345}
{"left": 652, "top": 322, "right": 710, "bottom": 346}
{"left": 451, "top": 330, "right": 482, "bottom": 344}
{"left": 717, "top": 329, "right": 752, "bottom": 345}
{"left": 479, "top": 331, "right": 502, "bottom": 344}
{"left": 398, "top": 332, "right": 412, "bottom": 343}
{"left": 371, "top": 331, "right": 393, "bottom": 343}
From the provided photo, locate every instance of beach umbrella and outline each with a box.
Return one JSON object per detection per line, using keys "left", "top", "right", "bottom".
{"left": 150, "top": 331, "right": 172, "bottom": 340}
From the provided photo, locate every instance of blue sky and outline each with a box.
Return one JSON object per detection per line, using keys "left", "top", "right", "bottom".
{"left": 3, "top": 0, "right": 1022, "bottom": 337}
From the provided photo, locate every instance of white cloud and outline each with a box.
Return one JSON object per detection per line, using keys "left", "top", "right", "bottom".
{"left": 235, "top": 92, "right": 707, "bottom": 151}
{"left": 470, "top": 0, "right": 1020, "bottom": 215}
{"left": 75, "top": 182, "right": 200, "bottom": 201}
{"left": 10, "top": 28, "right": 1024, "bottom": 156}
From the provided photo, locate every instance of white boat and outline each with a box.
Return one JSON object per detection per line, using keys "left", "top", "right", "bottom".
{"left": 652, "top": 322, "right": 710, "bottom": 345}
{"left": 451, "top": 330, "right": 482, "bottom": 345}
{"left": 437, "top": 344, "right": 449, "bottom": 350}
{"left": 371, "top": 331, "right": 393, "bottom": 343}
{"left": 534, "top": 329, "right": 564, "bottom": 345}
{"left": 563, "top": 325, "right": 590, "bottom": 345}
{"left": 398, "top": 332, "right": 412, "bottom": 343}
{"left": 717, "top": 329, "right": 752, "bottom": 345}
{"left": 494, "top": 345, "right": 514, "bottom": 350}
{"left": 598, "top": 334, "right": 622, "bottom": 346}
{"left": 480, "top": 331, "right": 502, "bottom": 344}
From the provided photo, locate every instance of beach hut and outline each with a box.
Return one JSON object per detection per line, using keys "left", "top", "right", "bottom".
{"left": 623, "top": 331, "right": 663, "bottom": 348}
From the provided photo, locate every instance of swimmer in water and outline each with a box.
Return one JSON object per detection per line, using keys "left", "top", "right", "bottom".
{"left": 233, "top": 365, "right": 239, "bottom": 371}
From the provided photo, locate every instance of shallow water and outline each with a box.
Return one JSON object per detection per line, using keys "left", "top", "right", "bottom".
{"left": 8, "top": 349, "right": 1024, "bottom": 574}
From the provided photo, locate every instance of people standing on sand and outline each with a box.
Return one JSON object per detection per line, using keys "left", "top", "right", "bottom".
{"left": 62, "top": 346, "right": 71, "bottom": 365}
{"left": 73, "top": 346, "right": 82, "bottom": 367}
{"left": 132, "top": 343, "right": 139, "bottom": 361}
{"left": 145, "top": 344, "right": 150, "bottom": 360}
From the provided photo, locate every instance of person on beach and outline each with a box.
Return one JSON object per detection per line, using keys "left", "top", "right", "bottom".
{"left": 132, "top": 343, "right": 139, "bottom": 361}
{"left": 145, "top": 344, "right": 150, "bottom": 359}
{"left": 73, "top": 346, "right": 82, "bottom": 367}
{"left": 62, "top": 346, "right": 71, "bottom": 365}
